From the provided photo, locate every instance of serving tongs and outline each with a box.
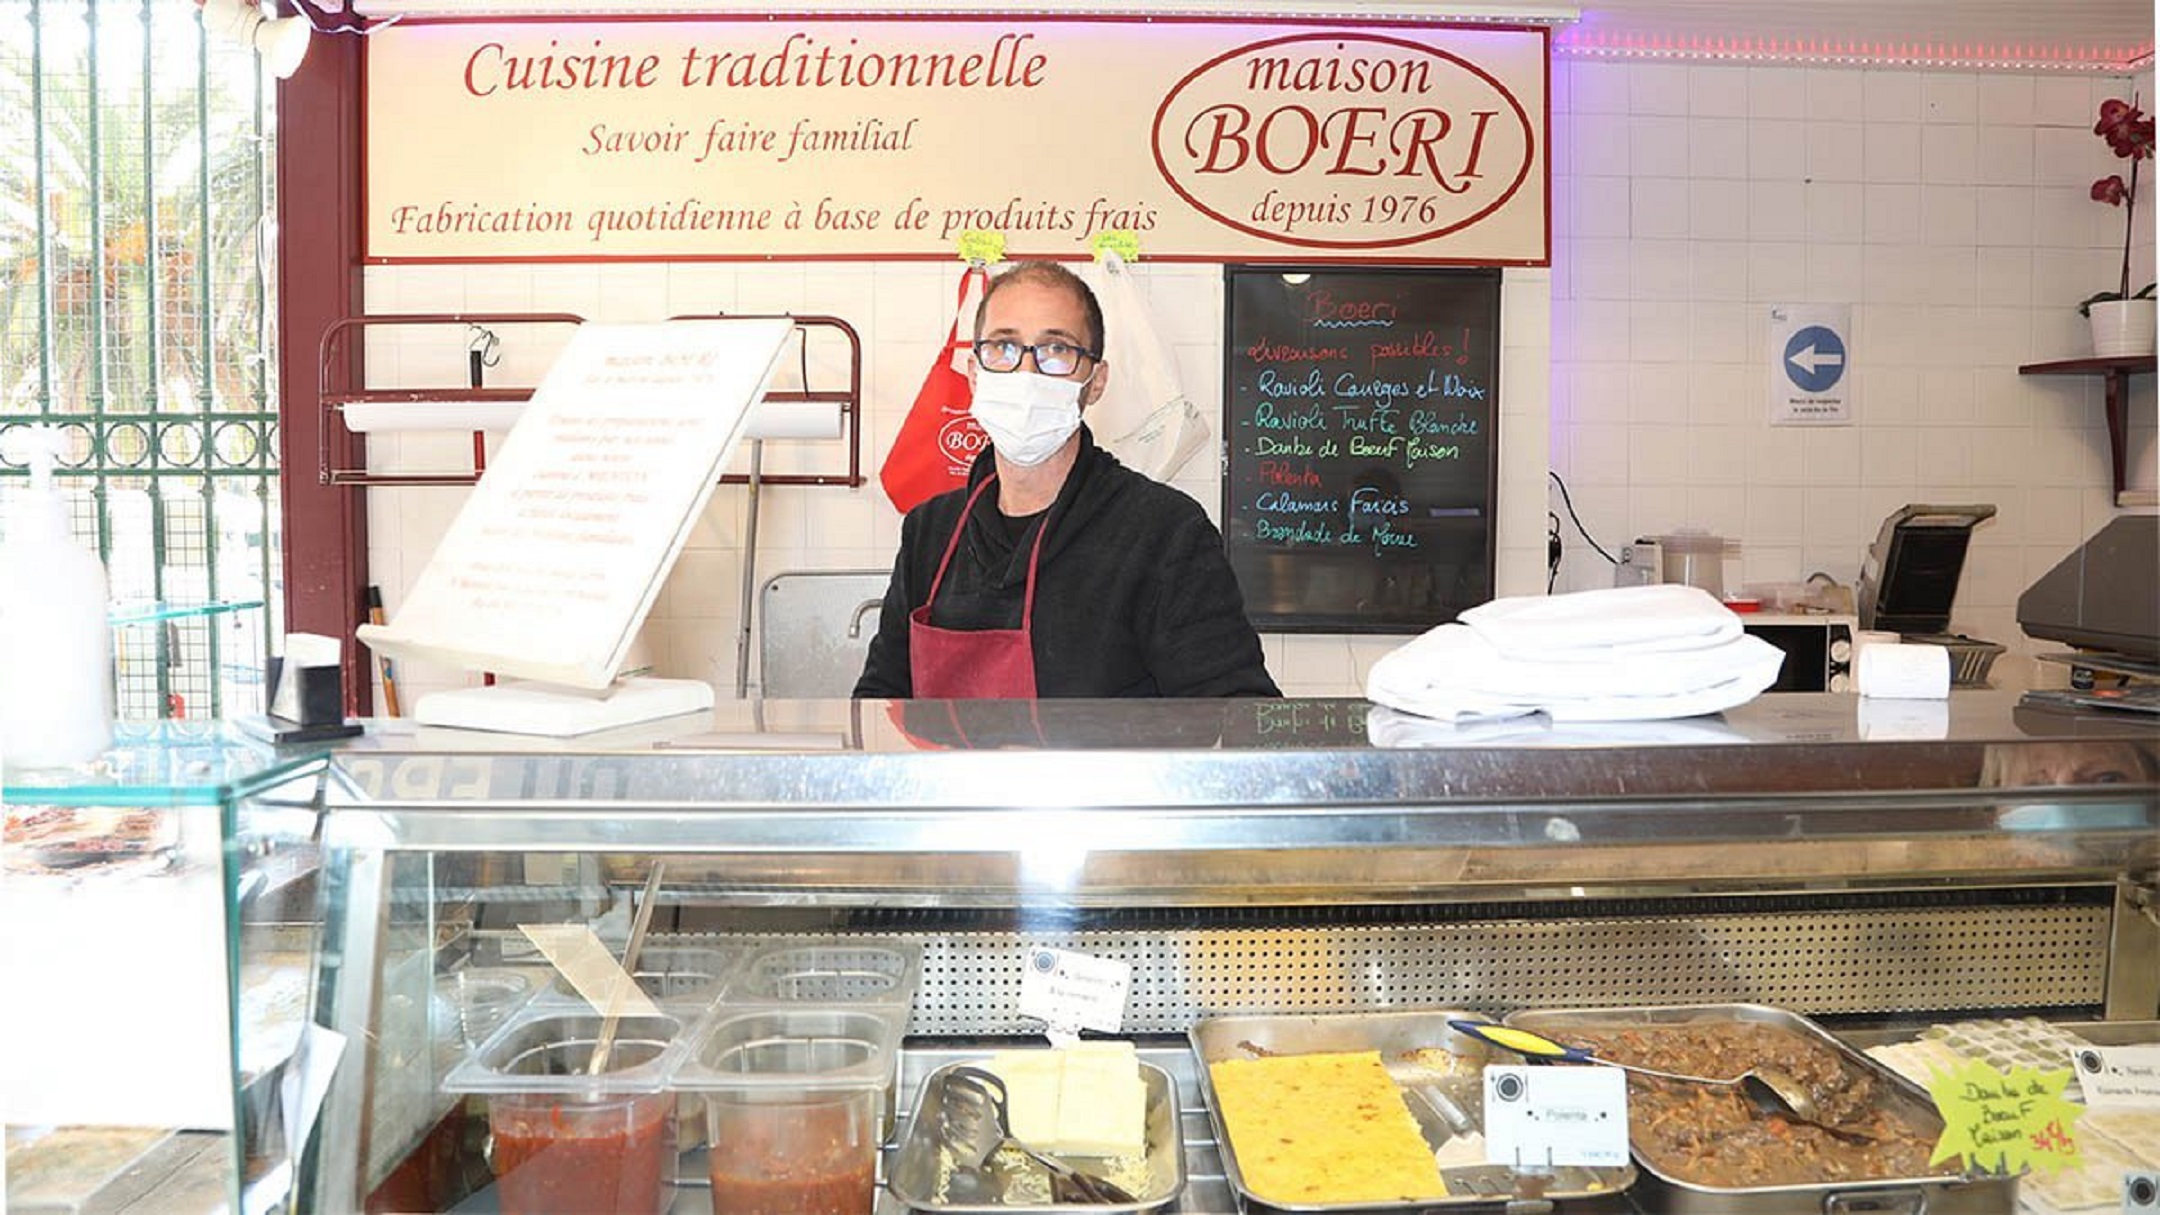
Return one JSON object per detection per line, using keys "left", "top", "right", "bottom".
{"left": 1450, "top": 1020, "right": 1885, "bottom": 1144}
{"left": 939, "top": 1065, "right": 1139, "bottom": 1204}
{"left": 586, "top": 863, "right": 663, "bottom": 1075}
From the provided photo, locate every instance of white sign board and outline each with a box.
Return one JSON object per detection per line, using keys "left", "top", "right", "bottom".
{"left": 1481, "top": 1064, "right": 1630, "bottom": 1169}
{"left": 363, "top": 18, "right": 1549, "bottom": 263}
{"left": 1768, "top": 304, "right": 1853, "bottom": 425}
{"left": 360, "top": 318, "right": 794, "bottom": 689}
{"left": 2076, "top": 1045, "right": 2160, "bottom": 1110}
{"left": 1019, "top": 946, "right": 1133, "bottom": 1042}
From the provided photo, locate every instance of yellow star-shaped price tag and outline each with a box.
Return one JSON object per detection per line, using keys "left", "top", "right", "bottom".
{"left": 1926, "top": 1059, "right": 2083, "bottom": 1176}
{"left": 1088, "top": 230, "right": 1143, "bottom": 263}
{"left": 955, "top": 230, "right": 1006, "bottom": 267}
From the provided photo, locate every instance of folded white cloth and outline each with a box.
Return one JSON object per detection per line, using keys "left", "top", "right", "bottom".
{"left": 1366, "top": 590, "right": 1788, "bottom": 723}
{"left": 1461, "top": 584, "right": 1742, "bottom": 658}
{"left": 1365, "top": 704, "right": 1749, "bottom": 748}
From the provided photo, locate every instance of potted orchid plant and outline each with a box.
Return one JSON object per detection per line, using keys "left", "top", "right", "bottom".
{"left": 2079, "top": 95, "right": 2157, "bottom": 357}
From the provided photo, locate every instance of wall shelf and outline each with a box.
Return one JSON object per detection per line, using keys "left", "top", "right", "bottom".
{"left": 2018, "top": 354, "right": 2156, "bottom": 504}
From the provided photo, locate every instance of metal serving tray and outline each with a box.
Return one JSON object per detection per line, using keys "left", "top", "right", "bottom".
{"left": 1504, "top": 1004, "right": 2018, "bottom": 1215}
{"left": 887, "top": 1059, "right": 1185, "bottom": 1214}
{"left": 1190, "top": 1011, "right": 1636, "bottom": 1214}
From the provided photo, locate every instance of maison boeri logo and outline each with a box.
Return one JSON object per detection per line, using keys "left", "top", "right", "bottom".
{"left": 1152, "top": 32, "right": 1538, "bottom": 251}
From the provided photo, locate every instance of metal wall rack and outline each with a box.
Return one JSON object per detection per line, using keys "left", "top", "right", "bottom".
{"left": 318, "top": 311, "right": 869, "bottom": 699}
{"left": 677, "top": 313, "right": 866, "bottom": 489}
{"left": 317, "top": 312, "right": 586, "bottom": 488}
{"left": 316, "top": 312, "right": 865, "bottom": 490}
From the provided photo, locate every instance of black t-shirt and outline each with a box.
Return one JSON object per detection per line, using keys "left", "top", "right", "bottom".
{"left": 996, "top": 507, "right": 1045, "bottom": 549}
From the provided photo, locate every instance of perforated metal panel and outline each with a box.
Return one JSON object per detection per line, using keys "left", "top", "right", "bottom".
{"left": 895, "top": 906, "right": 2111, "bottom": 1035}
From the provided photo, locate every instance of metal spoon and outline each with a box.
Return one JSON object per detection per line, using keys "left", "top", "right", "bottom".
{"left": 586, "top": 863, "right": 663, "bottom": 1075}
{"left": 1735, "top": 1066, "right": 1819, "bottom": 1121}
{"left": 1733, "top": 1068, "right": 1885, "bottom": 1144}
{"left": 1448, "top": 1020, "right": 1871, "bottom": 1139}
{"left": 939, "top": 1066, "right": 1139, "bottom": 1204}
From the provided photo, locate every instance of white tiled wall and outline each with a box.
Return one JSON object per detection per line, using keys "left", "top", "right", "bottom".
{"left": 1549, "top": 61, "right": 2157, "bottom": 693}
{"left": 360, "top": 58, "right": 2155, "bottom": 705}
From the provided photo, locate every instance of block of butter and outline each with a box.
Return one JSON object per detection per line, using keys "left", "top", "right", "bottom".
{"left": 983, "top": 1040, "right": 1145, "bottom": 1157}
{"left": 985, "top": 1048, "right": 1064, "bottom": 1145}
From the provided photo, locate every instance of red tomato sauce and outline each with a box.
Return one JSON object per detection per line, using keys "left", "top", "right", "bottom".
{"left": 490, "top": 1092, "right": 675, "bottom": 1214}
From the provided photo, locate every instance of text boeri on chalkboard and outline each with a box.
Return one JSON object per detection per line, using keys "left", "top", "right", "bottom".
{"left": 1222, "top": 266, "right": 1499, "bottom": 633}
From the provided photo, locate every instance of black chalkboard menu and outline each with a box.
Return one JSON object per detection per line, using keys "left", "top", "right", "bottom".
{"left": 1222, "top": 266, "right": 1500, "bottom": 633}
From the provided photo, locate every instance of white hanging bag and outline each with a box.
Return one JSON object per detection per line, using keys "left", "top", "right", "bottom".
{"left": 1082, "top": 250, "right": 1212, "bottom": 482}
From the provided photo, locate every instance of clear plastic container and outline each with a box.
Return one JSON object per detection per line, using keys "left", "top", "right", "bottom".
{"left": 725, "top": 939, "right": 920, "bottom": 1010}
{"left": 444, "top": 1010, "right": 692, "bottom": 1215}
{"left": 1657, "top": 531, "right": 1728, "bottom": 598}
{"left": 675, "top": 1006, "right": 906, "bottom": 1215}
{"left": 489, "top": 1088, "right": 677, "bottom": 1215}
{"left": 434, "top": 968, "right": 539, "bottom": 1051}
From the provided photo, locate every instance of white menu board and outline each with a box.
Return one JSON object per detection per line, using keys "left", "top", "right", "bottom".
{"left": 361, "top": 318, "right": 793, "bottom": 689}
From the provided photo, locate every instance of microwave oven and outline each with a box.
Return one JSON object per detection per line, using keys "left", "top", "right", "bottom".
{"left": 1742, "top": 614, "right": 1859, "bottom": 693}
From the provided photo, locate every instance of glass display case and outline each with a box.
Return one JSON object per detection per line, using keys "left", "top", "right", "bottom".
{"left": 2, "top": 721, "right": 333, "bottom": 1212}
{"left": 231, "top": 692, "right": 2156, "bottom": 1214}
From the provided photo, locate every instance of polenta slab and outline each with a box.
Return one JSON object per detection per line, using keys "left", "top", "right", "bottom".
{"left": 1209, "top": 1050, "right": 1447, "bottom": 1204}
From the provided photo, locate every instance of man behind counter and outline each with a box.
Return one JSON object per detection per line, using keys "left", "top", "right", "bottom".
{"left": 854, "top": 261, "right": 1278, "bottom": 699}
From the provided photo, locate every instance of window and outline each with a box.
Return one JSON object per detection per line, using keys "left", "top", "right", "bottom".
{"left": 0, "top": 0, "right": 280, "bottom": 719}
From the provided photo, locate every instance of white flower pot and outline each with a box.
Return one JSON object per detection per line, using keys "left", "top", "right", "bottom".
{"left": 2088, "top": 298, "right": 2157, "bottom": 358}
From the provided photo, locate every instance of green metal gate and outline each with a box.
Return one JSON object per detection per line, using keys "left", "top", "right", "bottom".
{"left": 0, "top": 0, "right": 280, "bottom": 720}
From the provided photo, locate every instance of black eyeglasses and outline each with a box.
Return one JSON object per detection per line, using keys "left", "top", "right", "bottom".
{"left": 972, "top": 338, "right": 1100, "bottom": 377}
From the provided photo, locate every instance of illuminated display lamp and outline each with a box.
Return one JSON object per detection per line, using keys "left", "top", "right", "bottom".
{"left": 198, "top": 0, "right": 312, "bottom": 80}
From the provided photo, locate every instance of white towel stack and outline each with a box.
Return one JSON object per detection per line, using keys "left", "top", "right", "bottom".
{"left": 1364, "top": 704, "right": 1749, "bottom": 748}
{"left": 1365, "top": 584, "right": 1787, "bottom": 723}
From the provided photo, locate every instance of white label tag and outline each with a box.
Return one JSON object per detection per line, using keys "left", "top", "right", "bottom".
{"left": 1017, "top": 947, "right": 1131, "bottom": 1037}
{"left": 2076, "top": 1045, "right": 2160, "bottom": 1109}
{"left": 1482, "top": 1065, "right": 1630, "bottom": 1169}
{"left": 518, "top": 924, "right": 660, "bottom": 1020}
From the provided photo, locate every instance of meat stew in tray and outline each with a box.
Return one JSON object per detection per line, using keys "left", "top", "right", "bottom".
{"left": 1554, "top": 1022, "right": 1956, "bottom": 1189}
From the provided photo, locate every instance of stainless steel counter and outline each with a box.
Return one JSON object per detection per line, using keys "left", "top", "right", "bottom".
{"left": 321, "top": 689, "right": 2154, "bottom": 820}
{"left": 282, "top": 692, "right": 2159, "bottom": 1213}
{"left": 313, "top": 691, "right": 2158, "bottom": 905}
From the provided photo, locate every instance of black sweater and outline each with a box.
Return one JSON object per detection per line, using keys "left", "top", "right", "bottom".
{"left": 854, "top": 429, "right": 1279, "bottom": 699}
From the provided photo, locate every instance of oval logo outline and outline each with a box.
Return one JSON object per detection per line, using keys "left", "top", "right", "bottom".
{"left": 1150, "top": 31, "right": 1538, "bottom": 251}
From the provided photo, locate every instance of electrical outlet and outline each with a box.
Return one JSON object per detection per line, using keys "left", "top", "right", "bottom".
{"left": 2125, "top": 1170, "right": 2160, "bottom": 1214}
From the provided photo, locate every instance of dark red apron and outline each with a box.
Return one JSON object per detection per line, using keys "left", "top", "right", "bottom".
{"left": 908, "top": 475, "right": 1050, "bottom": 698}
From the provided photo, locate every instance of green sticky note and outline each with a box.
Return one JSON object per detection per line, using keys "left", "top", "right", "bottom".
{"left": 956, "top": 230, "right": 1006, "bottom": 266}
{"left": 1089, "top": 230, "right": 1142, "bottom": 263}
{"left": 1926, "top": 1059, "right": 2084, "bottom": 1176}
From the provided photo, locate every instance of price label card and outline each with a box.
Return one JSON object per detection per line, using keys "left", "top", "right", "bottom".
{"left": 1018, "top": 947, "right": 1131, "bottom": 1038}
{"left": 1927, "top": 1061, "right": 2084, "bottom": 1175}
{"left": 518, "top": 924, "right": 661, "bottom": 1020}
{"left": 1481, "top": 1065, "right": 1630, "bottom": 1169}
{"left": 2074, "top": 1045, "right": 2160, "bottom": 1110}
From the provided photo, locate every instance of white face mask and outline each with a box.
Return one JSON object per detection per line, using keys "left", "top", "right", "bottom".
{"left": 970, "top": 370, "right": 1085, "bottom": 467}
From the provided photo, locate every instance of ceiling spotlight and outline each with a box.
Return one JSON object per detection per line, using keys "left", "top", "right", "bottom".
{"left": 198, "top": 0, "right": 312, "bottom": 80}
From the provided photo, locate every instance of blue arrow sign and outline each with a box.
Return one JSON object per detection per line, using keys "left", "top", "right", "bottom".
{"left": 1783, "top": 325, "right": 1846, "bottom": 393}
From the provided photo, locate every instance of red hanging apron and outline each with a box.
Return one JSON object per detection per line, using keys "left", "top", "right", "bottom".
{"left": 908, "top": 475, "right": 1051, "bottom": 699}
{"left": 878, "top": 266, "right": 990, "bottom": 514}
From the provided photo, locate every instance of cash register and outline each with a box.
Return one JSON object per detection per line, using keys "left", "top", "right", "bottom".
{"left": 2016, "top": 515, "right": 2160, "bottom": 714}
